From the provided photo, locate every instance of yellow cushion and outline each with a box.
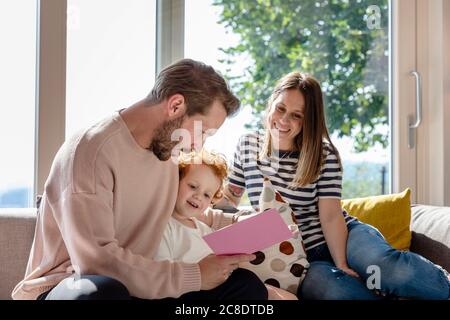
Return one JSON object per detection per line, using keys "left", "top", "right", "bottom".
{"left": 341, "top": 189, "right": 412, "bottom": 251}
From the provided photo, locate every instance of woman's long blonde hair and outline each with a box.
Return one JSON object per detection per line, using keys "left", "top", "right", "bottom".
{"left": 259, "top": 71, "right": 342, "bottom": 188}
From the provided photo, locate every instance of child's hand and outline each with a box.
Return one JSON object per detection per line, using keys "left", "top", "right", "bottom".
{"left": 235, "top": 210, "right": 258, "bottom": 223}
{"left": 197, "top": 207, "right": 214, "bottom": 226}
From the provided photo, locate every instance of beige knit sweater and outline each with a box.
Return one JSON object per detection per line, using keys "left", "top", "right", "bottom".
{"left": 11, "top": 111, "right": 234, "bottom": 300}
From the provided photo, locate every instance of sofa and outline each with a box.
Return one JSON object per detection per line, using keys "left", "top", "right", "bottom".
{"left": 0, "top": 204, "right": 449, "bottom": 300}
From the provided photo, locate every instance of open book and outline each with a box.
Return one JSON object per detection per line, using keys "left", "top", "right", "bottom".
{"left": 202, "top": 208, "right": 293, "bottom": 255}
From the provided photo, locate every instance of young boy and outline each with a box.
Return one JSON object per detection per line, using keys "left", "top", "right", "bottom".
{"left": 154, "top": 150, "right": 297, "bottom": 300}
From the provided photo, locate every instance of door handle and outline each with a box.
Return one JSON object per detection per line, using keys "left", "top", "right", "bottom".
{"left": 408, "top": 70, "right": 422, "bottom": 148}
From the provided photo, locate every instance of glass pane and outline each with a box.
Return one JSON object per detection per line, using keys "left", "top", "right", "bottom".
{"left": 185, "top": 0, "right": 390, "bottom": 200}
{"left": 66, "top": 0, "right": 156, "bottom": 138}
{"left": 185, "top": 0, "right": 253, "bottom": 163}
{"left": 0, "top": 1, "right": 37, "bottom": 208}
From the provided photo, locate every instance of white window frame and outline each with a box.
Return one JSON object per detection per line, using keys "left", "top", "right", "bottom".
{"left": 393, "top": 0, "right": 450, "bottom": 205}
{"left": 414, "top": 0, "right": 450, "bottom": 205}
{"left": 156, "top": 0, "right": 184, "bottom": 74}
{"left": 391, "top": 0, "right": 417, "bottom": 201}
{"left": 34, "top": 0, "right": 67, "bottom": 199}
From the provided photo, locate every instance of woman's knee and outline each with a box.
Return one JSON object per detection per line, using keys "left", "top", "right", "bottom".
{"left": 372, "top": 251, "right": 447, "bottom": 296}
{"left": 346, "top": 223, "right": 396, "bottom": 274}
{"left": 348, "top": 233, "right": 421, "bottom": 285}
{"left": 346, "top": 225, "right": 449, "bottom": 299}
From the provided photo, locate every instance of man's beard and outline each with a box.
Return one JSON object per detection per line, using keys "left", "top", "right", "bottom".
{"left": 148, "top": 115, "right": 186, "bottom": 161}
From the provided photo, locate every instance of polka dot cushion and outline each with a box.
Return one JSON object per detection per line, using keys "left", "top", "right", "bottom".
{"left": 239, "top": 177, "right": 309, "bottom": 294}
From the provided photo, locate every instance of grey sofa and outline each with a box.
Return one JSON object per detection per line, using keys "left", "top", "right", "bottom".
{"left": 0, "top": 205, "right": 449, "bottom": 300}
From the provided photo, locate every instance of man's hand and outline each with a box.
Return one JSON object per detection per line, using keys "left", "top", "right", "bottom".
{"left": 198, "top": 254, "right": 256, "bottom": 290}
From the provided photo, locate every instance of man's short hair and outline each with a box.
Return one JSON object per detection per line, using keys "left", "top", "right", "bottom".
{"left": 147, "top": 59, "right": 240, "bottom": 116}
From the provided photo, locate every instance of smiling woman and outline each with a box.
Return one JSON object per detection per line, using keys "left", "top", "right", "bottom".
{"left": 259, "top": 72, "right": 338, "bottom": 188}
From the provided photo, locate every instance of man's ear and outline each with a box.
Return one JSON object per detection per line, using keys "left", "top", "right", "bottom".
{"left": 166, "top": 94, "right": 187, "bottom": 119}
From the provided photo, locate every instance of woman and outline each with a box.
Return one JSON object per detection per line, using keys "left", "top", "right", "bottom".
{"left": 221, "top": 71, "right": 450, "bottom": 299}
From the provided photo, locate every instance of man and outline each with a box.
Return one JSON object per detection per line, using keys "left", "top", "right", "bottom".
{"left": 12, "top": 59, "right": 267, "bottom": 300}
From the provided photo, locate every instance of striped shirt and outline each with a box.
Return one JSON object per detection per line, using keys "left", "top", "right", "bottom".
{"left": 228, "top": 131, "right": 357, "bottom": 251}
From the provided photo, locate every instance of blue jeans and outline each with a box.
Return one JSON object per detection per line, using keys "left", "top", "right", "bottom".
{"left": 299, "top": 220, "right": 450, "bottom": 300}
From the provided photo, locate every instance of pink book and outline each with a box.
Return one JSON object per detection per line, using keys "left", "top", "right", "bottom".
{"left": 203, "top": 208, "right": 293, "bottom": 255}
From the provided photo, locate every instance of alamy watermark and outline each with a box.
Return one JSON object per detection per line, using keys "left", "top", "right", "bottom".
{"left": 366, "top": 5, "right": 381, "bottom": 30}
{"left": 366, "top": 264, "right": 381, "bottom": 290}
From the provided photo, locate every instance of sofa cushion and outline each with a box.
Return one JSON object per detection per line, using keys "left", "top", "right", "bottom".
{"left": 410, "top": 204, "right": 450, "bottom": 272}
{"left": 341, "top": 189, "right": 412, "bottom": 251}
{"left": 238, "top": 178, "right": 309, "bottom": 294}
{"left": 0, "top": 209, "right": 36, "bottom": 300}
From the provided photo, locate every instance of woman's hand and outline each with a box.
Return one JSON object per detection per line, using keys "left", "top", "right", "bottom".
{"left": 213, "top": 195, "right": 237, "bottom": 210}
{"left": 337, "top": 264, "right": 360, "bottom": 278}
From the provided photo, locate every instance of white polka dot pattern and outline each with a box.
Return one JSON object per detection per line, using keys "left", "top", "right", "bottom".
{"left": 239, "top": 177, "right": 310, "bottom": 294}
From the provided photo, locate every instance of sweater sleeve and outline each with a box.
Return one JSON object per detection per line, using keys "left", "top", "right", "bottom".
{"left": 50, "top": 189, "right": 201, "bottom": 299}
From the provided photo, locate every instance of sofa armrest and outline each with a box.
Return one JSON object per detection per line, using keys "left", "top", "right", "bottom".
{"left": 410, "top": 204, "right": 450, "bottom": 272}
{"left": 0, "top": 209, "right": 37, "bottom": 300}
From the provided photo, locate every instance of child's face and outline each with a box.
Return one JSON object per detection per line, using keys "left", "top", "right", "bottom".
{"left": 175, "top": 164, "right": 221, "bottom": 219}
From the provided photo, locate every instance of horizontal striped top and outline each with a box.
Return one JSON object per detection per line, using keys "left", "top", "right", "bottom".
{"left": 228, "top": 131, "right": 356, "bottom": 251}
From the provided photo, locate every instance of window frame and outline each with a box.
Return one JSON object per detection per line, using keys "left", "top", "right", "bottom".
{"left": 392, "top": 0, "right": 450, "bottom": 205}
{"left": 34, "top": 0, "right": 67, "bottom": 200}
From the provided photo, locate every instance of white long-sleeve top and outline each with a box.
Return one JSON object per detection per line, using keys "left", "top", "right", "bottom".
{"left": 154, "top": 217, "right": 214, "bottom": 264}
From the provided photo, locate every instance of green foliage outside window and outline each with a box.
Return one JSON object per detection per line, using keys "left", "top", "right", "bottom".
{"left": 213, "top": 0, "right": 389, "bottom": 152}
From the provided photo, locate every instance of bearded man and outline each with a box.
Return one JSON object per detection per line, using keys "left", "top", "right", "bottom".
{"left": 12, "top": 59, "right": 267, "bottom": 301}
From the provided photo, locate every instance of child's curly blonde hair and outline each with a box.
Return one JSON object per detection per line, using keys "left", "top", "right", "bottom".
{"left": 178, "top": 149, "right": 228, "bottom": 202}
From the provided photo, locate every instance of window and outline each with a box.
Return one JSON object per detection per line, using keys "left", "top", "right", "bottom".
{"left": 185, "top": 0, "right": 256, "bottom": 205}
{"left": 0, "top": 1, "right": 37, "bottom": 208}
{"left": 66, "top": 0, "right": 157, "bottom": 137}
{"left": 185, "top": 0, "right": 390, "bottom": 199}
{"left": 184, "top": 0, "right": 253, "bottom": 163}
